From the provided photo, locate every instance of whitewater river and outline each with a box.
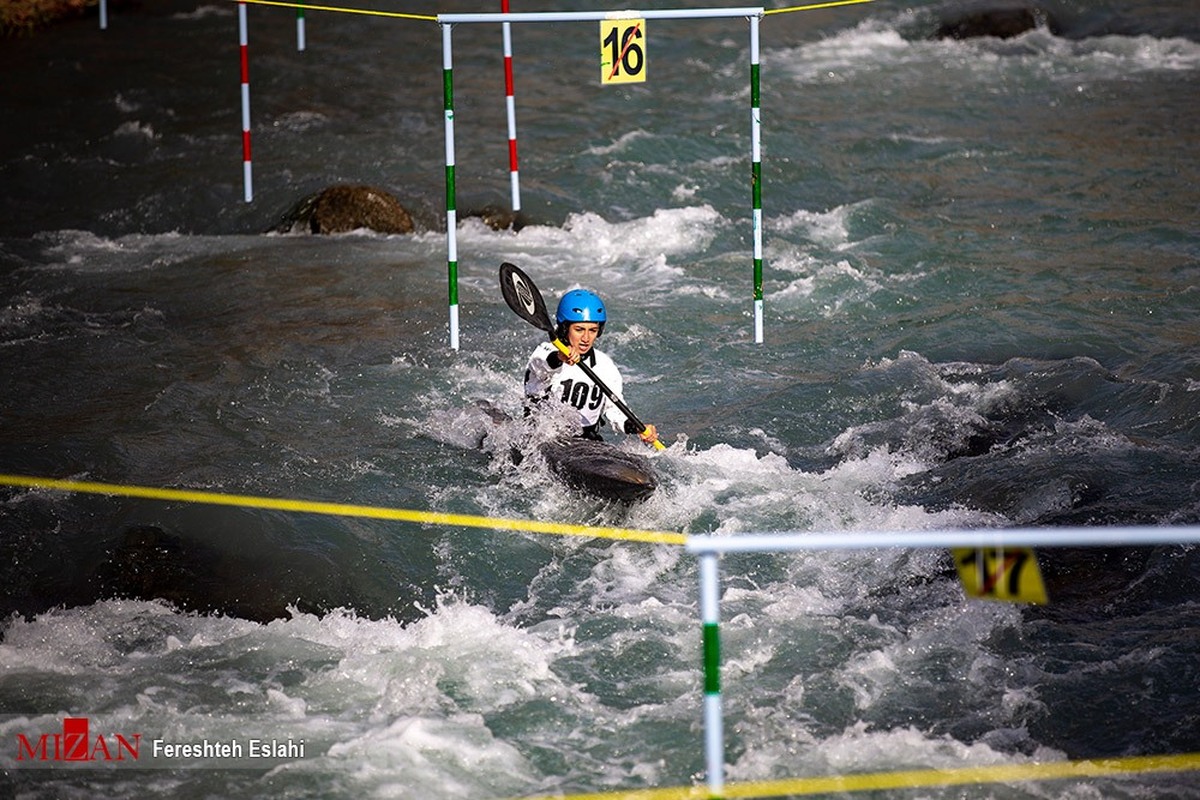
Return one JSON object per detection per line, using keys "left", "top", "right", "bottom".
{"left": 1, "top": 0, "right": 1198, "bottom": 797}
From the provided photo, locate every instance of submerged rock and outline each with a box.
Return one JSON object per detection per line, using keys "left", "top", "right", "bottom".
{"left": 272, "top": 184, "right": 414, "bottom": 235}
{"left": 462, "top": 203, "right": 531, "bottom": 232}
{"left": 933, "top": 6, "right": 1061, "bottom": 40}
{"left": 91, "top": 525, "right": 318, "bottom": 623}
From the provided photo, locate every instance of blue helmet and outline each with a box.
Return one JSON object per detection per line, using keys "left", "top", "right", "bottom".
{"left": 556, "top": 289, "right": 606, "bottom": 334}
{"left": 554, "top": 287, "right": 604, "bottom": 340}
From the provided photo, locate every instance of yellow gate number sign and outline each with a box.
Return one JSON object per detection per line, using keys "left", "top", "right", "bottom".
{"left": 600, "top": 19, "right": 646, "bottom": 84}
{"left": 953, "top": 547, "right": 1048, "bottom": 604}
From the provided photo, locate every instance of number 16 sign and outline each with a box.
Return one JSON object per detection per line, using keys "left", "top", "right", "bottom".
{"left": 600, "top": 19, "right": 646, "bottom": 84}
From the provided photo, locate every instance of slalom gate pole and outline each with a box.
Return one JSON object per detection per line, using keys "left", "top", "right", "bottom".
{"left": 238, "top": 1, "right": 254, "bottom": 202}
{"left": 100, "top": 0, "right": 108, "bottom": 29}
{"left": 501, "top": 0, "right": 522, "bottom": 211}
{"left": 296, "top": 5, "right": 306, "bottom": 50}
{"left": 443, "top": 22, "right": 460, "bottom": 350}
{"left": 699, "top": 551, "right": 726, "bottom": 799}
{"left": 749, "top": 14, "right": 763, "bottom": 343}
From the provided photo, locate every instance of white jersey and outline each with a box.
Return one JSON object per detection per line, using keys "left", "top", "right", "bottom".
{"left": 524, "top": 341, "right": 631, "bottom": 435}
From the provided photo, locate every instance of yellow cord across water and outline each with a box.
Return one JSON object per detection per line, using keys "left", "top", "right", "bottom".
{"left": 767, "top": 0, "right": 876, "bottom": 16}
{"left": 512, "top": 751, "right": 1200, "bottom": 800}
{"left": 0, "top": 474, "right": 687, "bottom": 547}
{"left": 231, "top": 0, "right": 436, "bottom": 22}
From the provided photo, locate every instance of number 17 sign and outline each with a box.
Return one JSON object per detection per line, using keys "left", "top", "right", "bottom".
{"left": 600, "top": 18, "right": 646, "bottom": 84}
{"left": 953, "top": 547, "right": 1048, "bottom": 604}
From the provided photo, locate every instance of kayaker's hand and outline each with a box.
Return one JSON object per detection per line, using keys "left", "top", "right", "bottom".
{"left": 553, "top": 341, "right": 579, "bottom": 366}
{"left": 639, "top": 424, "right": 658, "bottom": 444}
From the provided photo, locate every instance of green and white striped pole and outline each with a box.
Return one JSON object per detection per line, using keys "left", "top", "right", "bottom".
{"left": 699, "top": 551, "right": 725, "bottom": 799}
{"left": 442, "top": 22, "right": 460, "bottom": 350}
{"left": 296, "top": 5, "right": 306, "bottom": 51}
{"left": 749, "top": 14, "right": 763, "bottom": 344}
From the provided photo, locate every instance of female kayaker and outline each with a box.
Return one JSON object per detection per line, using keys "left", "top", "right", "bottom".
{"left": 524, "top": 288, "right": 658, "bottom": 445}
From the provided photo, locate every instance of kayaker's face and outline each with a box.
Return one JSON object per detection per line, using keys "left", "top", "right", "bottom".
{"left": 567, "top": 322, "right": 600, "bottom": 355}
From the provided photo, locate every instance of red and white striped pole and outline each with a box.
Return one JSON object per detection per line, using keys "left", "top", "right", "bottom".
{"left": 238, "top": 1, "right": 254, "bottom": 202}
{"left": 501, "top": 0, "right": 521, "bottom": 211}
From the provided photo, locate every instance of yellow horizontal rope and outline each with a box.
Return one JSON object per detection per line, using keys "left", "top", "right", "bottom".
{"left": 232, "top": 0, "right": 437, "bottom": 22}
{"left": 0, "top": 474, "right": 686, "bottom": 547}
{"left": 514, "top": 751, "right": 1200, "bottom": 800}
{"left": 766, "top": 0, "right": 875, "bottom": 16}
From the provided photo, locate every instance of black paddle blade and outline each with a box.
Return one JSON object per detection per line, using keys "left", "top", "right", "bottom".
{"left": 499, "top": 262, "right": 554, "bottom": 335}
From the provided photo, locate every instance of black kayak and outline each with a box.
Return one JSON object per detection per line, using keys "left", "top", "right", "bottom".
{"left": 537, "top": 437, "right": 657, "bottom": 504}
{"left": 472, "top": 401, "right": 658, "bottom": 503}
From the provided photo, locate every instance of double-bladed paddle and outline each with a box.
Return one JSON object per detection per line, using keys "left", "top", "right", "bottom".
{"left": 500, "top": 261, "right": 665, "bottom": 451}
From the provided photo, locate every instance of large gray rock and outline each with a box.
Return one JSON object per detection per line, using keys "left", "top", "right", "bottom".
{"left": 273, "top": 184, "right": 414, "bottom": 235}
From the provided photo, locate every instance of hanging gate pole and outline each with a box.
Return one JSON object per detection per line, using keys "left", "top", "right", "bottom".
{"left": 501, "top": 0, "right": 522, "bottom": 211}
{"left": 238, "top": 1, "right": 254, "bottom": 203}
{"left": 749, "top": 14, "right": 763, "bottom": 343}
{"left": 442, "top": 23, "right": 461, "bottom": 350}
{"left": 699, "top": 551, "right": 726, "bottom": 799}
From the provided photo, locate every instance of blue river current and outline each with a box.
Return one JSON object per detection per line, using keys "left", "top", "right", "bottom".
{"left": 1, "top": 0, "right": 1198, "bottom": 797}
